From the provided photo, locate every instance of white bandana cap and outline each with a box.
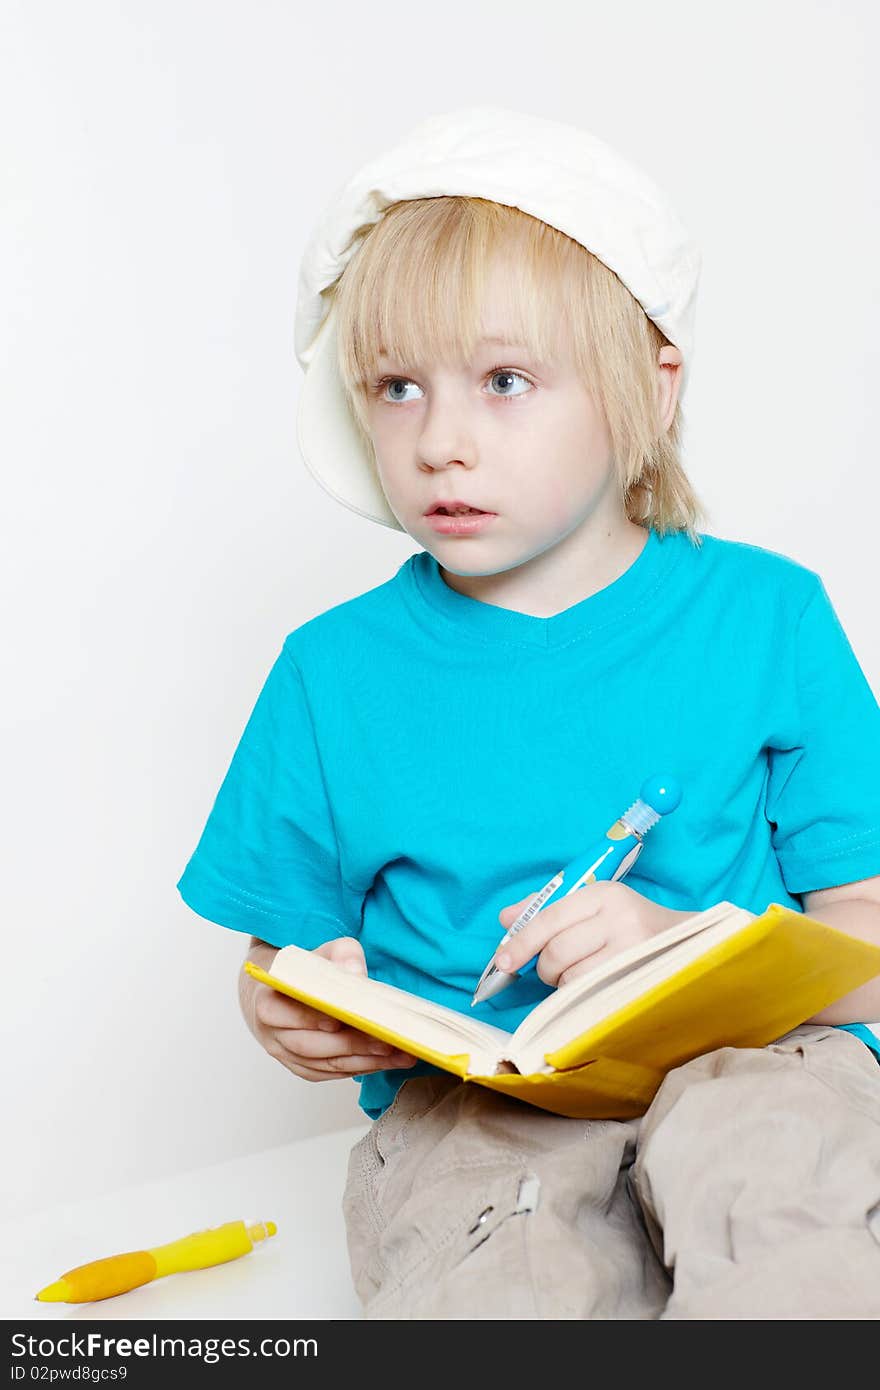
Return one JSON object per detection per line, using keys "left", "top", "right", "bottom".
{"left": 294, "top": 106, "right": 701, "bottom": 531}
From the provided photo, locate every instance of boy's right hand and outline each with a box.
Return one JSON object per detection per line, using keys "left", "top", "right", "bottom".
{"left": 242, "top": 936, "right": 418, "bottom": 1082}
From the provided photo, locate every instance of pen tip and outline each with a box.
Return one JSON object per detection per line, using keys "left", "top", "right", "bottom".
{"left": 35, "top": 1280, "right": 69, "bottom": 1303}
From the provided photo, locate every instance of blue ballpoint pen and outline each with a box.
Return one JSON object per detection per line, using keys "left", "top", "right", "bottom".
{"left": 470, "top": 775, "right": 683, "bottom": 1006}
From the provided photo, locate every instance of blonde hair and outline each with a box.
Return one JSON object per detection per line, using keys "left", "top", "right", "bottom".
{"left": 329, "top": 196, "right": 708, "bottom": 542}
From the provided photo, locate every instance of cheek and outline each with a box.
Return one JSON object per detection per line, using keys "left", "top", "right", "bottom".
{"left": 369, "top": 435, "right": 403, "bottom": 485}
{"left": 501, "top": 449, "right": 576, "bottom": 528}
{"left": 537, "top": 482, "right": 577, "bottom": 530}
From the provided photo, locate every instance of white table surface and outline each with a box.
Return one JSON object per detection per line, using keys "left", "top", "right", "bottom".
{"left": 1, "top": 1125, "right": 370, "bottom": 1321}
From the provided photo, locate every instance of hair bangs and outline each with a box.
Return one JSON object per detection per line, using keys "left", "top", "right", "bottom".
{"left": 333, "top": 197, "right": 574, "bottom": 392}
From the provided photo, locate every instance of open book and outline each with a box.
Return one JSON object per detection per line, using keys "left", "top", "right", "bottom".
{"left": 243, "top": 901, "right": 880, "bottom": 1118}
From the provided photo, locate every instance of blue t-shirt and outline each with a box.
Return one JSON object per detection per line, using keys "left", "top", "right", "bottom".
{"left": 176, "top": 527, "right": 880, "bottom": 1118}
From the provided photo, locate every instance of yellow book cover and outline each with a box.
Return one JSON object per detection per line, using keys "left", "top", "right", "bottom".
{"left": 243, "top": 900, "right": 880, "bottom": 1118}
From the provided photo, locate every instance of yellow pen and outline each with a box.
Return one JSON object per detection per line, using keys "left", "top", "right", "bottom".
{"left": 35, "top": 1218, "right": 277, "bottom": 1303}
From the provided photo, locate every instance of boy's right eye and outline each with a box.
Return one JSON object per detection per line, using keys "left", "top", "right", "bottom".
{"left": 371, "top": 376, "right": 421, "bottom": 403}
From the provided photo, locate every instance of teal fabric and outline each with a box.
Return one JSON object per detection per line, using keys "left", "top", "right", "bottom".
{"left": 176, "top": 527, "right": 880, "bottom": 1119}
{"left": 836, "top": 1023, "right": 880, "bottom": 1061}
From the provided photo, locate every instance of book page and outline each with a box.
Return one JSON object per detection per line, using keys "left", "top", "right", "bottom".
{"left": 264, "top": 944, "right": 512, "bottom": 1066}
{"left": 506, "top": 903, "right": 755, "bottom": 1073}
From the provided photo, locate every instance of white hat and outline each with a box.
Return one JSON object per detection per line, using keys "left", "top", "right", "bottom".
{"left": 294, "top": 105, "right": 701, "bottom": 532}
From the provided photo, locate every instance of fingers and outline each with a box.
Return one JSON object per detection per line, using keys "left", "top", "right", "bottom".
{"left": 254, "top": 935, "right": 418, "bottom": 1081}
{"left": 555, "top": 945, "right": 615, "bottom": 988}
{"left": 256, "top": 989, "right": 417, "bottom": 1077}
{"left": 255, "top": 991, "right": 411, "bottom": 1060}
{"left": 496, "top": 885, "right": 607, "bottom": 974}
{"left": 498, "top": 893, "right": 538, "bottom": 926}
{"left": 276, "top": 1025, "right": 399, "bottom": 1064}
{"left": 272, "top": 1025, "right": 417, "bottom": 1079}
{"left": 495, "top": 900, "right": 596, "bottom": 974}
{"left": 495, "top": 890, "right": 557, "bottom": 965}
{"left": 315, "top": 936, "right": 368, "bottom": 975}
{"left": 286, "top": 1054, "right": 417, "bottom": 1082}
{"left": 254, "top": 986, "right": 341, "bottom": 1033}
{"left": 535, "top": 922, "right": 608, "bottom": 987}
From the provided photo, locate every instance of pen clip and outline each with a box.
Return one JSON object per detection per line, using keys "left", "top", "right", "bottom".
{"left": 609, "top": 840, "right": 644, "bottom": 881}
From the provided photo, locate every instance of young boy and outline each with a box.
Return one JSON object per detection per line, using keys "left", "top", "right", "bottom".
{"left": 177, "top": 108, "right": 880, "bottom": 1319}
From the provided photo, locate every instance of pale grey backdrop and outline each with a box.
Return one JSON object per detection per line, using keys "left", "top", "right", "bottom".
{"left": 1, "top": 0, "right": 877, "bottom": 1221}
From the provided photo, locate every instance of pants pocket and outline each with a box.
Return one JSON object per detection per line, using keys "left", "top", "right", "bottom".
{"left": 364, "top": 1166, "right": 537, "bottom": 1319}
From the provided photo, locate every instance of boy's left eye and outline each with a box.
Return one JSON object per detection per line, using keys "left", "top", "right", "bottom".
{"left": 486, "top": 369, "right": 533, "bottom": 399}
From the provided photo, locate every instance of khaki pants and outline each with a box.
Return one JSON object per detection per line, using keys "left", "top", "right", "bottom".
{"left": 342, "top": 1024, "right": 880, "bottom": 1319}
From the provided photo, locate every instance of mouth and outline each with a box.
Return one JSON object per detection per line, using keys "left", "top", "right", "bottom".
{"left": 425, "top": 503, "right": 492, "bottom": 516}
{"left": 424, "top": 508, "right": 498, "bottom": 536}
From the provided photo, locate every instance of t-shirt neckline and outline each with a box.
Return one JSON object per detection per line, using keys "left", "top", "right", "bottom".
{"left": 406, "top": 525, "right": 686, "bottom": 650}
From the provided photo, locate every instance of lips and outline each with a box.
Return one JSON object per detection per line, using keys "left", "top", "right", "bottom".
{"left": 424, "top": 510, "right": 498, "bottom": 535}
{"left": 425, "top": 501, "right": 492, "bottom": 516}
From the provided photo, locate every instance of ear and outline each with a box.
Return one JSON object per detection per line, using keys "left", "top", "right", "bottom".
{"left": 656, "top": 345, "right": 684, "bottom": 434}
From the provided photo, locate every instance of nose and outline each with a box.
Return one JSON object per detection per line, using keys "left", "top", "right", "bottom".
{"left": 418, "top": 394, "right": 476, "bottom": 472}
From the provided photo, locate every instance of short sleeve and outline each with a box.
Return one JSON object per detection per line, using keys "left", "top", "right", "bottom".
{"left": 766, "top": 576, "right": 880, "bottom": 895}
{"left": 176, "top": 642, "right": 358, "bottom": 948}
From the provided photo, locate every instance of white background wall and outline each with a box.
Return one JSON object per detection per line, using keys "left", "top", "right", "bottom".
{"left": 2, "top": 0, "right": 877, "bottom": 1222}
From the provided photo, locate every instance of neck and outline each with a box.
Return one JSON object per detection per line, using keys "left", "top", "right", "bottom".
{"left": 439, "top": 516, "right": 650, "bottom": 619}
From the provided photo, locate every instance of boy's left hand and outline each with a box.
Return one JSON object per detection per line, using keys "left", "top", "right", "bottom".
{"left": 495, "top": 880, "right": 693, "bottom": 988}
